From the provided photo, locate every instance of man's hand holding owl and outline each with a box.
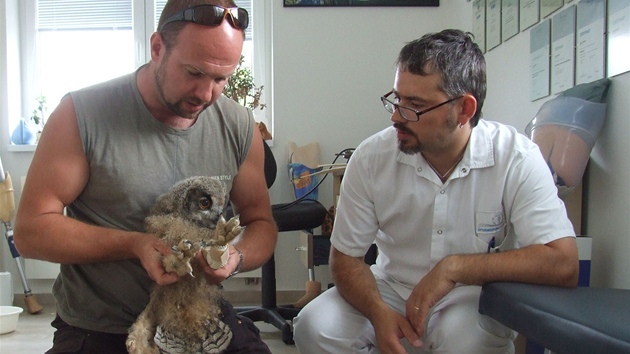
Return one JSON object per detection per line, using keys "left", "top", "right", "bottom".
{"left": 133, "top": 232, "right": 180, "bottom": 286}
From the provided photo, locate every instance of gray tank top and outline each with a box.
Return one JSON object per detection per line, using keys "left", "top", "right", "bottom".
{"left": 53, "top": 70, "right": 254, "bottom": 333}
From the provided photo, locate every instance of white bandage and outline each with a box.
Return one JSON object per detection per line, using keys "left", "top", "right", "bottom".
{"left": 205, "top": 245, "right": 229, "bottom": 270}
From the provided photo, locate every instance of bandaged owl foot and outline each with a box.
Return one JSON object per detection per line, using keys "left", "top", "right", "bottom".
{"left": 201, "top": 215, "right": 243, "bottom": 269}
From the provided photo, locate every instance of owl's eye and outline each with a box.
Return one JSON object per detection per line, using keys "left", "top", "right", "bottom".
{"left": 199, "top": 197, "right": 212, "bottom": 210}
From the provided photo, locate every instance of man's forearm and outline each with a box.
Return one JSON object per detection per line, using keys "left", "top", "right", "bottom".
{"left": 232, "top": 219, "right": 277, "bottom": 272}
{"left": 330, "top": 247, "right": 391, "bottom": 321}
{"left": 445, "top": 237, "right": 579, "bottom": 287}
{"left": 14, "top": 212, "right": 149, "bottom": 264}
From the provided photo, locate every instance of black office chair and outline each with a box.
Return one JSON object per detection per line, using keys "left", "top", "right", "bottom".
{"left": 235, "top": 140, "right": 328, "bottom": 344}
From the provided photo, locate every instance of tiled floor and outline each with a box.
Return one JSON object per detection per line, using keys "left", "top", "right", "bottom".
{"left": 0, "top": 302, "right": 300, "bottom": 353}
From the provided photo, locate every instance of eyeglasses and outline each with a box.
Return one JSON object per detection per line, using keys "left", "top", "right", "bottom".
{"left": 158, "top": 5, "right": 249, "bottom": 32}
{"left": 381, "top": 91, "right": 461, "bottom": 122}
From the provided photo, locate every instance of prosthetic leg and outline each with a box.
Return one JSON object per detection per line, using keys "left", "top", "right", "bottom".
{"left": 291, "top": 277, "right": 321, "bottom": 309}
{"left": 1, "top": 172, "right": 43, "bottom": 314}
{"left": 292, "top": 232, "right": 325, "bottom": 309}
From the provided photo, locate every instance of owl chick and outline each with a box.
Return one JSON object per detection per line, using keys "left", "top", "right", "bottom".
{"left": 126, "top": 176, "right": 243, "bottom": 354}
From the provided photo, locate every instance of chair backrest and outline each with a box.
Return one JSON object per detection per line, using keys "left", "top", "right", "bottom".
{"left": 262, "top": 140, "right": 277, "bottom": 189}
{"left": 225, "top": 140, "right": 276, "bottom": 219}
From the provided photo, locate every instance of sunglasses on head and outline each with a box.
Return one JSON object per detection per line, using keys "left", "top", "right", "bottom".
{"left": 158, "top": 4, "right": 249, "bottom": 32}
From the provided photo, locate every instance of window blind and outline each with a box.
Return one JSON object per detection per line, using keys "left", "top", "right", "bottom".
{"left": 38, "top": 0, "right": 132, "bottom": 31}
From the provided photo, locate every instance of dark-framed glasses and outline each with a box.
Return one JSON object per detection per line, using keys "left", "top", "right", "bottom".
{"left": 158, "top": 4, "right": 249, "bottom": 32}
{"left": 381, "top": 91, "right": 461, "bottom": 122}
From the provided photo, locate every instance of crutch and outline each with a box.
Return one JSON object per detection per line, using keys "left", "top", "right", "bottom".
{"left": 1, "top": 170, "right": 43, "bottom": 314}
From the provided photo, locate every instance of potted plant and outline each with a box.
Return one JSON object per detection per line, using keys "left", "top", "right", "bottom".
{"left": 223, "top": 55, "right": 266, "bottom": 111}
{"left": 223, "top": 55, "right": 271, "bottom": 139}
{"left": 30, "top": 95, "right": 48, "bottom": 137}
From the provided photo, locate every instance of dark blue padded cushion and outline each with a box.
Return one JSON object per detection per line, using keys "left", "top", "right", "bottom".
{"left": 479, "top": 282, "right": 630, "bottom": 354}
{"left": 272, "top": 199, "right": 327, "bottom": 232}
{"left": 224, "top": 199, "right": 327, "bottom": 232}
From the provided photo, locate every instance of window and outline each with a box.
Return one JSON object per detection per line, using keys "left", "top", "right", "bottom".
{"left": 35, "top": 0, "right": 136, "bottom": 110}
{"left": 11, "top": 0, "right": 270, "bottom": 140}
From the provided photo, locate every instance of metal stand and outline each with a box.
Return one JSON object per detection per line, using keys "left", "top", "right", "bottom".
{"left": 1, "top": 172, "right": 42, "bottom": 314}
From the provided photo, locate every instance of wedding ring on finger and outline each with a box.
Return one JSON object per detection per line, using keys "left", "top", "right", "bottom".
{"left": 413, "top": 306, "right": 420, "bottom": 311}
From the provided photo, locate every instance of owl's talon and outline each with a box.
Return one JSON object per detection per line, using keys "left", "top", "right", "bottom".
{"left": 213, "top": 215, "right": 242, "bottom": 245}
{"left": 224, "top": 215, "right": 241, "bottom": 230}
{"left": 163, "top": 239, "right": 199, "bottom": 276}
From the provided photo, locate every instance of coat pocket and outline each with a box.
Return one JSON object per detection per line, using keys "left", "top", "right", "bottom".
{"left": 475, "top": 211, "right": 506, "bottom": 253}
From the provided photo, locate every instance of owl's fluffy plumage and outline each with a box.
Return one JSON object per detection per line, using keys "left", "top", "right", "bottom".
{"left": 126, "top": 176, "right": 242, "bottom": 354}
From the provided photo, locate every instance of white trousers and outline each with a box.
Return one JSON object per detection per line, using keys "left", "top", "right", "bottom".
{"left": 293, "top": 280, "right": 516, "bottom": 354}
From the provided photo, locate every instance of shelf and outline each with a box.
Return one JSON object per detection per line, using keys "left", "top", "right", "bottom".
{"left": 7, "top": 144, "right": 37, "bottom": 152}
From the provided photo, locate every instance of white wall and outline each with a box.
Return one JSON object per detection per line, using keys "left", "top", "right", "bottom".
{"left": 581, "top": 74, "right": 630, "bottom": 288}
{"left": 3, "top": 0, "right": 629, "bottom": 296}
{"left": 481, "top": 16, "right": 630, "bottom": 290}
